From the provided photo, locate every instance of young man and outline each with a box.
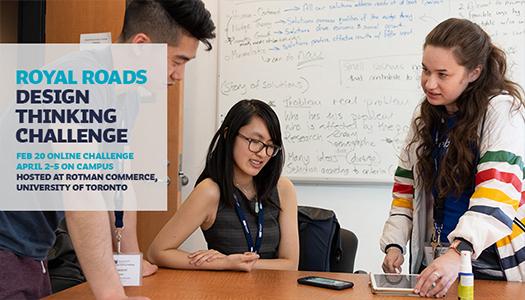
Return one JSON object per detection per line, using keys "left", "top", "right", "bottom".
{"left": 0, "top": 1, "right": 215, "bottom": 299}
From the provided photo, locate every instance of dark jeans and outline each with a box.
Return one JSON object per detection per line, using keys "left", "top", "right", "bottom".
{"left": 0, "top": 249, "right": 51, "bottom": 300}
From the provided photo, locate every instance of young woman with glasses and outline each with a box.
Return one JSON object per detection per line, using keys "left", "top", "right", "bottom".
{"left": 148, "top": 99, "right": 299, "bottom": 271}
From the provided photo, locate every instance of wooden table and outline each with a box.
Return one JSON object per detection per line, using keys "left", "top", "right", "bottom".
{"left": 46, "top": 268, "right": 524, "bottom": 299}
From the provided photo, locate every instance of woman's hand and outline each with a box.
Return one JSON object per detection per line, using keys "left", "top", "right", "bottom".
{"left": 188, "top": 249, "right": 227, "bottom": 266}
{"left": 225, "top": 252, "right": 259, "bottom": 272}
{"left": 142, "top": 259, "right": 158, "bottom": 277}
{"left": 414, "top": 250, "right": 461, "bottom": 298}
{"left": 382, "top": 247, "right": 404, "bottom": 273}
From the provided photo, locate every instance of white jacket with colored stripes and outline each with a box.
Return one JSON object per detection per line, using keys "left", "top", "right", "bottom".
{"left": 380, "top": 94, "right": 525, "bottom": 281}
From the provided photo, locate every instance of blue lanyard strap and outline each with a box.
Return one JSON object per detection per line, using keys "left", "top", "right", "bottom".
{"left": 114, "top": 211, "right": 124, "bottom": 228}
{"left": 114, "top": 211, "right": 124, "bottom": 253}
{"left": 233, "top": 192, "right": 264, "bottom": 253}
{"left": 432, "top": 127, "right": 446, "bottom": 225}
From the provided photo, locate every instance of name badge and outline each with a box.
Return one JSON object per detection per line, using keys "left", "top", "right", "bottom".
{"left": 113, "top": 253, "right": 142, "bottom": 286}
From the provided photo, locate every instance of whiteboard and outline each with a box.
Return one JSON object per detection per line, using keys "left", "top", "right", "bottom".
{"left": 217, "top": 0, "right": 525, "bottom": 183}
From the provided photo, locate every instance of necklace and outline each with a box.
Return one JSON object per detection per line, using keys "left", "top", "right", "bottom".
{"left": 234, "top": 182, "right": 259, "bottom": 214}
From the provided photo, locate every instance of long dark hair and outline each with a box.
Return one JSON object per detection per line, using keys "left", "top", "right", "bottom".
{"left": 411, "top": 18, "right": 524, "bottom": 199}
{"left": 196, "top": 99, "right": 284, "bottom": 208}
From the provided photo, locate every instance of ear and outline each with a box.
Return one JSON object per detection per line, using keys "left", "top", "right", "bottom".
{"left": 130, "top": 33, "right": 152, "bottom": 44}
{"left": 468, "top": 65, "right": 482, "bottom": 82}
{"left": 223, "top": 127, "right": 229, "bottom": 139}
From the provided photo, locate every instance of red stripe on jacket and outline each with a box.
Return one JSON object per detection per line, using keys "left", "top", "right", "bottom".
{"left": 393, "top": 182, "right": 414, "bottom": 195}
{"left": 476, "top": 168, "right": 522, "bottom": 193}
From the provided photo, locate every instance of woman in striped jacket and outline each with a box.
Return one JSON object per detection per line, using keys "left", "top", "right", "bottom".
{"left": 380, "top": 18, "right": 525, "bottom": 298}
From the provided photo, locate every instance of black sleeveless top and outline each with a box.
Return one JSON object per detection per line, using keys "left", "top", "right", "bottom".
{"left": 202, "top": 188, "right": 281, "bottom": 259}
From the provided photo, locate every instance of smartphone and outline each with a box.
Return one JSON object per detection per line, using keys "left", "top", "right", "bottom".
{"left": 297, "top": 276, "right": 354, "bottom": 290}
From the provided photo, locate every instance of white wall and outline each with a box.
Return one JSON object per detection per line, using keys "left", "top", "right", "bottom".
{"left": 179, "top": 0, "right": 404, "bottom": 274}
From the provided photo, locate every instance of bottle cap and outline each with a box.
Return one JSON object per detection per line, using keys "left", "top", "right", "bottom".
{"left": 460, "top": 250, "right": 472, "bottom": 273}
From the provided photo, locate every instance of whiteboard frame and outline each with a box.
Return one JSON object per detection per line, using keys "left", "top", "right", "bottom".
{"left": 290, "top": 176, "right": 394, "bottom": 185}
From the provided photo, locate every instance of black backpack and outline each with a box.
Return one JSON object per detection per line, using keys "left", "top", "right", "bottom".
{"left": 297, "top": 206, "right": 343, "bottom": 272}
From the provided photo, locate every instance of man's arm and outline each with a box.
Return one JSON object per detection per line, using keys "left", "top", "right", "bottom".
{"left": 65, "top": 211, "right": 149, "bottom": 300}
{"left": 109, "top": 211, "right": 158, "bottom": 276}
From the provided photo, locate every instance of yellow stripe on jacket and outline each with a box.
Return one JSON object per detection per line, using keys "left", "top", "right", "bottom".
{"left": 497, "top": 216, "right": 525, "bottom": 247}
{"left": 392, "top": 198, "right": 413, "bottom": 209}
{"left": 472, "top": 186, "right": 519, "bottom": 210}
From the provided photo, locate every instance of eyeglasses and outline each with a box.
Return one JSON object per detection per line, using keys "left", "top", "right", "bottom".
{"left": 237, "top": 133, "right": 281, "bottom": 157}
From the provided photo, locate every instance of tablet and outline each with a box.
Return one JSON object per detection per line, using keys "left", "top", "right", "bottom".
{"left": 369, "top": 273, "right": 418, "bottom": 295}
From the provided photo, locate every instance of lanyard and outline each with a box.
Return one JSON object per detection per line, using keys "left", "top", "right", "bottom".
{"left": 432, "top": 126, "right": 447, "bottom": 226}
{"left": 431, "top": 113, "right": 485, "bottom": 238}
{"left": 233, "top": 192, "right": 264, "bottom": 253}
{"left": 114, "top": 211, "right": 124, "bottom": 253}
{"left": 432, "top": 127, "right": 448, "bottom": 246}
{"left": 112, "top": 160, "right": 125, "bottom": 253}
